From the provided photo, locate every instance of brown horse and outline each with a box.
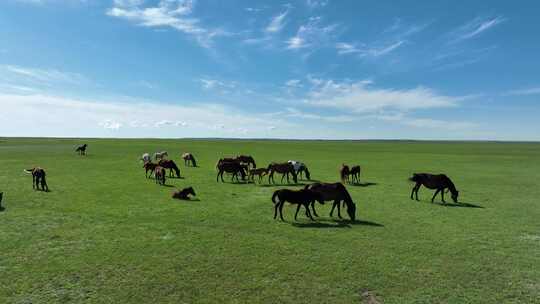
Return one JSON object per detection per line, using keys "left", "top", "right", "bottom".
{"left": 271, "top": 188, "right": 322, "bottom": 221}
{"left": 75, "top": 144, "right": 87, "bottom": 156}
{"left": 25, "top": 167, "right": 49, "bottom": 191}
{"left": 349, "top": 165, "right": 361, "bottom": 184}
{"left": 158, "top": 159, "right": 181, "bottom": 178}
{"left": 143, "top": 162, "right": 158, "bottom": 178}
{"left": 340, "top": 164, "right": 361, "bottom": 184}
{"left": 172, "top": 187, "right": 196, "bottom": 200}
{"left": 340, "top": 164, "right": 350, "bottom": 182}
{"left": 248, "top": 168, "right": 268, "bottom": 183}
{"left": 305, "top": 182, "right": 357, "bottom": 221}
{"left": 216, "top": 160, "right": 247, "bottom": 182}
{"left": 409, "top": 173, "right": 459, "bottom": 203}
{"left": 181, "top": 153, "right": 197, "bottom": 167}
{"left": 236, "top": 155, "right": 256, "bottom": 168}
{"left": 154, "top": 166, "right": 166, "bottom": 185}
{"left": 267, "top": 162, "right": 297, "bottom": 184}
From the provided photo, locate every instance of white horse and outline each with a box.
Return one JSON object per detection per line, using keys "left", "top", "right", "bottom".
{"left": 140, "top": 153, "right": 151, "bottom": 163}
{"left": 287, "top": 160, "right": 311, "bottom": 180}
{"left": 154, "top": 151, "right": 168, "bottom": 161}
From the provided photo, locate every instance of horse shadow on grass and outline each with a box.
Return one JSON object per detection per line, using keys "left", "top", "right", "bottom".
{"left": 258, "top": 182, "right": 308, "bottom": 188}
{"left": 435, "top": 201, "right": 484, "bottom": 209}
{"left": 292, "top": 218, "right": 384, "bottom": 229}
{"left": 348, "top": 182, "right": 378, "bottom": 187}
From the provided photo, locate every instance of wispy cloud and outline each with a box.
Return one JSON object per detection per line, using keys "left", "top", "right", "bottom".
{"left": 286, "top": 17, "right": 339, "bottom": 50}
{"left": 199, "top": 78, "right": 236, "bottom": 91}
{"left": 265, "top": 10, "right": 288, "bottom": 33}
{"left": 106, "top": 0, "right": 229, "bottom": 48}
{"left": 1, "top": 65, "right": 86, "bottom": 85}
{"left": 336, "top": 41, "right": 404, "bottom": 57}
{"left": 450, "top": 16, "right": 505, "bottom": 42}
{"left": 306, "top": 0, "right": 328, "bottom": 8}
{"left": 505, "top": 87, "right": 540, "bottom": 96}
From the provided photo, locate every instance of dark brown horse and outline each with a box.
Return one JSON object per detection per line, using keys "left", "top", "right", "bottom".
{"left": 305, "top": 182, "right": 357, "bottom": 221}
{"left": 75, "top": 144, "right": 87, "bottom": 156}
{"left": 154, "top": 166, "right": 166, "bottom": 185}
{"left": 158, "top": 159, "right": 181, "bottom": 178}
{"left": 216, "top": 160, "right": 247, "bottom": 182}
{"left": 340, "top": 164, "right": 350, "bottom": 182}
{"left": 25, "top": 167, "right": 49, "bottom": 191}
{"left": 410, "top": 173, "right": 459, "bottom": 203}
{"left": 340, "top": 164, "right": 361, "bottom": 184}
{"left": 267, "top": 162, "right": 297, "bottom": 184}
{"left": 0, "top": 192, "right": 4, "bottom": 211}
{"left": 181, "top": 153, "right": 197, "bottom": 167}
{"left": 236, "top": 155, "right": 256, "bottom": 168}
{"left": 172, "top": 187, "right": 196, "bottom": 200}
{"left": 271, "top": 188, "right": 322, "bottom": 221}
{"left": 349, "top": 165, "right": 361, "bottom": 184}
{"left": 143, "top": 162, "right": 158, "bottom": 178}
{"left": 248, "top": 168, "right": 268, "bottom": 183}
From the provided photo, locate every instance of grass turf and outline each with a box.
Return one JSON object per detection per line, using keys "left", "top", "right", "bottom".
{"left": 0, "top": 138, "right": 539, "bottom": 303}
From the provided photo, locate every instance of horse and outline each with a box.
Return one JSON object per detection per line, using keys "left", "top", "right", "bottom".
{"left": 267, "top": 162, "right": 297, "bottom": 184}
{"left": 248, "top": 168, "right": 268, "bottom": 183}
{"left": 172, "top": 187, "right": 196, "bottom": 200}
{"left": 288, "top": 160, "right": 311, "bottom": 180}
{"left": 181, "top": 153, "right": 197, "bottom": 167}
{"left": 0, "top": 192, "right": 3, "bottom": 211}
{"left": 349, "top": 165, "right": 361, "bottom": 184}
{"left": 75, "top": 144, "right": 87, "bottom": 156}
{"left": 216, "top": 160, "right": 247, "bottom": 183}
{"left": 24, "top": 167, "right": 49, "bottom": 191}
{"left": 236, "top": 155, "right": 256, "bottom": 169}
{"left": 154, "top": 151, "right": 168, "bottom": 161}
{"left": 158, "top": 159, "right": 181, "bottom": 178}
{"left": 143, "top": 162, "right": 157, "bottom": 178}
{"left": 154, "top": 166, "right": 166, "bottom": 185}
{"left": 305, "top": 182, "right": 357, "bottom": 221}
{"left": 409, "top": 173, "right": 459, "bottom": 203}
{"left": 271, "top": 188, "right": 322, "bottom": 221}
{"left": 140, "top": 153, "right": 151, "bottom": 163}
{"left": 340, "top": 164, "right": 350, "bottom": 182}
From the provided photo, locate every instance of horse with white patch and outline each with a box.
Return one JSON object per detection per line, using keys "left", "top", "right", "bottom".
{"left": 287, "top": 160, "right": 311, "bottom": 180}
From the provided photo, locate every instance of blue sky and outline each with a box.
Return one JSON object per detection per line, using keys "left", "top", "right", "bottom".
{"left": 0, "top": 0, "right": 539, "bottom": 140}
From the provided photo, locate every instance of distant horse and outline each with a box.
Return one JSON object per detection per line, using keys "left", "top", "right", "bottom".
{"left": 154, "top": 151, "right": 168, "bottom": 161}
{"left": 305, "top": 182, "right": 357, "bottom": 221}
{"left": 349, "top": 165, "right": 361, "bottom": 184}
{"left": 271, "top": 188, "right": 322, "bottom": 221}
{"left": 181, "top": 153, "right": 197, "bottom": 167}
{"left": 154, "top": 166, "right": 166, "bottom": 185}
{"left": 140, "top": 153, "right": 151, "bottom": 163}
{"left": 172, "top": 187, "right": 196, "bottom": 200}
{"left": 158, "top": 159, "right": 181, "bottom": 178}
{"left": 340, "top": 164, "right": 350, "bottom": 182}
{"left": 288, "top": 160, "right": 311, "bottom": 180}
{"left": 268, "top": 162, "right": 297, "bottom": 184}
{"left": 0, "top": 192, "right": 3, "bottom": 210}
{"left": 143, "top": 162, "right": 157, "bottom": 178}
{"left": 248, "top": 168, "right": 268, "bottom": 183}
{"left": 216, "top": 160, "right": 247, "bottom": 182}
{"left": 409, "top": 173, "right": 459, "bottom": 203}
{"left": 75, "top": 144, "right": 87, "bottom": 156}
{"left": 236, "top": 155, "right": 257, "bottom": 169}
{"left": 24, "top": 167, "right": 49, "bottom": 191}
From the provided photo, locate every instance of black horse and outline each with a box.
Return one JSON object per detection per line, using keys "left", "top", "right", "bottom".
{"left": 158, "top": 159, "right": 181, "bottom": 178}
{"left": 216, "top": 160, "right": 247, "bottom": 182}
{"left": 305, "top": 182, "right": 357, "bottom": 221}
{"left": 172, "top": 187, "right": 196, "bottom": 200}
{"left": 75, "top": 144, "right": 87, "bottom": 156}
{"left": 25, "top": 167, "right": 49, "bottom": 191}
{"left": 271, "top": 188, "right": 322, "bottom": 221}
{"left": 409, "top": 173, "right": 459, "bottom": 203}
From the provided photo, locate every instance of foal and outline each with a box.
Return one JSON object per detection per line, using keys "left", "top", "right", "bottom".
{"left": 25, "top": 167, "right": 49, "bottom": 191}
{"left": 248, "top": 168, "right": 268, "bottom": 183}
{"left": 154, "top": 166, "right": 166, "bottom": 185}
{"left": 271, "top": 188, "right": 322, "bottom": 221}
{"left": 143, "top": 162, "right": 157, "bottom": 178}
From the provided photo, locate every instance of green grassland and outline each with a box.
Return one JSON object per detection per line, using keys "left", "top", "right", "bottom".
{"left": 0, "top": 138, "right": 539, "bottom": 303}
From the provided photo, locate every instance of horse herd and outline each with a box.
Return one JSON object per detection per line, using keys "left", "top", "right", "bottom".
{"left": 13, "top": 144, "right": 462, "bottom": 223}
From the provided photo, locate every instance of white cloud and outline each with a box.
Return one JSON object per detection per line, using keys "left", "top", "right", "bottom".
{"left": 106, "top": 0, "right": 229, "bottom": 48}
{"left": 99, "top": 120, "right": 122, "bottom": 130}
{"left": 306, "top": 0, "right": 328, "bottom": 8}
{"left": 265, "top": 10, "right": 288, "bottom": 33}
{"left": 451, "top": 16, "right": 505, "bottom": 42}
{"left": 199, "top": 78, "right": 236, "bottom": 90}
{"left": 505, "top": 87, "right": 540, "bottom": 96}
{"left": 336, "top": 40, "right": 404, "bottom": 57}
{"left": 1, "top": 65, "right": 86, "bottom": 85}
{"left": 286, "top": 17, "right": 338, "bottom": 50}
{"left": 154, "top": 120, "right": 174, "bottom": 127}
{"left": 285, "top": 79, "right": 302, "bottom": 88}
{"left": 283, "top": 107, "right": 355, "bottom": 122}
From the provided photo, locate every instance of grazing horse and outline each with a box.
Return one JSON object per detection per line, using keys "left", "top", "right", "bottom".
{"left": 271, "top": 188, "right": 322, "bottom": 221}
{"left": 349, "top": 165, "right": 361, "bottom": 184}
{"left": 236, "top": 155, "right": 256, "bottom": 169}
{"left": 340, "top": 164, "right": 350, "bottom": 182}
{"left": 75, "top": 144, "right": 87, "bottom": 156}
{"left": 172, "top": 187, "right": 196, "bottom": 200}
{"left": 154, "top": 151, "right": 168, "bottom": 161}
{"left": 288, "top": 160, "right": 311, "bottom": 180}
{"left": 24, "top": 167, "right": 49, "bottom": 191}
{"left": 143, "top": 162, "right": 157, "bottom": 178}
{"left": 140, "top": 153, "right": 151, "bottom": 163}
{"left": 409, "top": 173, "right": 459, "bottom": 203}
{"left": 216, "top": 160, "right": 246, "bottom": 182}
{"left": 248, "top": 168, "right": 268, "bottom": 183}
{"left": 158, "top": 159, "right": 181, "bottom": 178}
{"left": 305, "top": 182, "right": 357, "bottom": 221}
{"left": 181, "top": 153, "right": 197, "bottom": 167}
{"left": 267, "top": 162, "right": 297, "bottom": 184}
{"left": 154, "top": 166, "right": 166, "bottom": 185}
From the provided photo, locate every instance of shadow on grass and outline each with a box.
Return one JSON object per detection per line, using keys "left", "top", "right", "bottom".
{"left": 292, "top": 218, "right": 384, "bottom": 228}
{"left": 0, "top": 206, "right": 5, "bottom": 212}
{"left": 174, "top": 198, "right": 201, "bottom": 202}
{"left": 435, "top": 201, "right": 484, "bottom": 208}
{"left": 258, "top": 182, "right": 308, "bottom": 187}
{"left": 348, "top": 182, "right": 378, "bottom": 187}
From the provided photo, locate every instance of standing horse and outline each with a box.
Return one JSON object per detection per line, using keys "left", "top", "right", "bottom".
{"left": 24, "top": 167, "right": 49, "bottom": 191}
{"left": 340, "top": 164, "right": 350, "bottom": 183}
{"left": 248, "top": 168, "right": 268, "bottom": 183}
{"left": 349, "top": 165, "right": 361, "bottom": 184}
{"left": 409, "top": 173, "right": 459, "bottom": 203}
{"left": 158, "top": 159, "right": 181, "bottom": 178}
{"left": 181, "top": 153, "right": 197, "bottom": 167}
{"left": 0, "top": 192, "right": 4, "bottom": 211}
{"left": 271, "top": 188, "right": 322, "bottom": 221}
{"left": 216, "top": 160, "right": 247, "bottom": 183}
{"left": 154, "top": 166, "right": 166, "bottom": 185}
{"left": 154, "top": 151, "right": 168, "bottom": 161}
{"left": 143, "top": 162, "right": 157, "bottom": 178}
{"left": 140, "top": 153, "right": 151, "bottom": 163}
{"left": 305, "top": 182, "right": 357, "bottom": 221}
{"left": 236, "top": 155, "right": 256, "bottom": 169}
{"left": 172, "top": 187, "right": 196, "bottom": 200}
{"left": 75, "top": 144, "right": 87, "bottom": 156}
{"left": 268, "top": 162, "right": 297, "bottom": 184}
{"left": 288, "top": 160, "right": 311, "bottom": 180}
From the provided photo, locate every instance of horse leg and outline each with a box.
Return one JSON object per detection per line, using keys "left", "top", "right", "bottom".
{"left": 305, "top": 204, "right": 314, "bottom": 221}
{"left": 415, "top": 184, "right": 420, "bottom": 201}
{"left": 310, "top": 201, "right": 319, "bottom": 217}
{"left": 431, "top": 189, "right": 440, "bottom": 203}
{"left": 440, "top": 188, "right": 446, "bottom": 203}
{"left": 294, "top": 204, "right": 302, "bottom": 220}
{"left": 279, "top": 201, "right": 286, "bottom": 221}
{"left": 274, "top": 201, "right": 280, "bottom": 219}
{"left": 330, "top": 200, "right": 338, "bottom": 217}
{"left": 336, "top": 201, "right": 343, "bottom": 219}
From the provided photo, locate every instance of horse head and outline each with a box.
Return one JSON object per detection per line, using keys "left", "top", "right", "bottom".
{"left": 347, "top": 201, "right": 357, "bottom": 221}
{"left": 451, "top": 190, "right": 459, "bottom": 203}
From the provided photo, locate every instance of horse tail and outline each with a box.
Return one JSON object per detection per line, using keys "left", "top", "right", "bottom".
{"left": 271, "top": 190, "right": 280, "bottom": 205}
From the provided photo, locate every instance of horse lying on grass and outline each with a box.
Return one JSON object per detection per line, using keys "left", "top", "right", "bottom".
{"left": 272, "top": 188, "right": 323, "bottom": 221}
{"left": 172, "top": 187, "right": 196, "bottom": 200}
{"left": 409, "top": 173, "right": 459, "bottom": 203}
